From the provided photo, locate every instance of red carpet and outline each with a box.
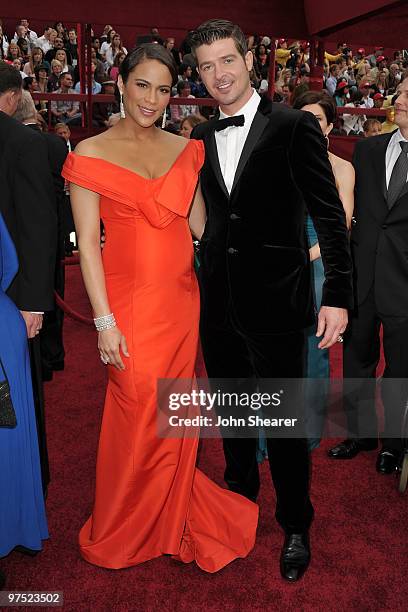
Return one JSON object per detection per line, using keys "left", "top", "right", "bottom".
{"left": 2, "top": 264, "right": 407, "bottom": 611}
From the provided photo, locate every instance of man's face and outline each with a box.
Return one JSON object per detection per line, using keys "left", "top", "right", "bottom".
{"left": 61, "top": 74, "right": 73, "bottom": 89}
{"left": 394, "top": 79, "right": 408, "bottom": 130}
{"left": 68, "top": 30, "right": 77, "bottom": 43}
{"left": 167, "top": 38, "right": 175, "bottom": 50}
{"left": 21, "top": 20, "right": 29, "bottom": 28}
{"left": 196, "top": 37, "right": 253, "bottom": 113}
{"left": 54, "top": 37, "right": 64, "bottom": 49}
{"left": 55, "top": 125, "right": 70, "bottom": 140}
{"left": 332, "top": 65, "right": 339, "bottom": 78}
{"left": 17, "top": 25, "right": 26, "bottom": 37}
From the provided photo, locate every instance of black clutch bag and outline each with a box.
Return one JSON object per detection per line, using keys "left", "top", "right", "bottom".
{"left": 0, "top": 356, "right": 17, "bottom": 428}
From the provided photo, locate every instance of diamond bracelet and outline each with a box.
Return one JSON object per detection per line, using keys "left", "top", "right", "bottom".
{"left": 94, "top": 313, "right": 116, "bottom": 332}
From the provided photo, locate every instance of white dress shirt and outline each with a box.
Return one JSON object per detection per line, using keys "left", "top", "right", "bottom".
{"left": 385, "top": 128, "right": 408, "bottom": 188}
{"left": 215, "top": 89, "right": 260, "bottom": 193}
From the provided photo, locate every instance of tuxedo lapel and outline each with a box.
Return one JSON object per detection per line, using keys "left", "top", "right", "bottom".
{"left": 372, "top": 133, "right": 393, "bottom": 205}
{"left": 206, "top": 130, "right": 229, "bottom": 199}
{"left": 230, "top": 110, "right": 269, "bottom": 195}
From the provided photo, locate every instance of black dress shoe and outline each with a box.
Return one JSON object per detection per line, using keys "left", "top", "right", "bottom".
{"left": 0, "top": 568, "right": 6, "bottom": 590}
{"left": 376, "top": 449, "right": 400, "bottom": 474}
{"left": 327, "top": 438, "right": 378, "bottom": 459}
{"left": 280, "top": 532, "right": 310, "bottom": 582}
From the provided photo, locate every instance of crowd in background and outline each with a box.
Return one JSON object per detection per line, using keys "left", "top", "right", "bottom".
{"left": 0, "top": 18, "right": 407, "bottom": 137}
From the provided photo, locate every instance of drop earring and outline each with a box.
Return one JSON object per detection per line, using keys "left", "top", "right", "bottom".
{"left": 161, "top": 110, "right": 167, "bottom": 129}
{"left": 120, "top": 92, "right": 125, "bottom": 119}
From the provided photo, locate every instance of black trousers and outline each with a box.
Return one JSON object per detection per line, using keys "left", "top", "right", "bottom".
{"left": 29, "top": 336, "right": 50, "bottom": 492}
{"left": 344, "top": 285, "right": 408, "bottom": 452}
{"left": 40, "top": 260, "right": 65, "bottom": 377}
{"left": 200, "top": 314, "right": 314, "bottom": 534}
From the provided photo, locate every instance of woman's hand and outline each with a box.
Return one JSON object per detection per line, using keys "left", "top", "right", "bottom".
{"left": 98, "top": 327, "right": 129, "bottom": 370}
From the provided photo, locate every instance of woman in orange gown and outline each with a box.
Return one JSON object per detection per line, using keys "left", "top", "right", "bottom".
{"left": 62, "top": 44, "right": 258, "bottom": 572}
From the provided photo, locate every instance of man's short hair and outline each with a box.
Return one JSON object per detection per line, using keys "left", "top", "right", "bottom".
{"left": 188, "top": 19, "right": 247, "bottom": 62}
{"left": 13, "top": 89, "right": 37, "bottom": 122}
{"left": 0, "top": 61, "right": 22, "bottom": 95}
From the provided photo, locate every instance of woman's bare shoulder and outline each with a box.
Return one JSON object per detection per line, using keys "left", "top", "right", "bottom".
{"left": 331, "top": 154, "right": 355, "bottom": 180}
{"left": 74, "top": 132, "right": 111, "bottom": 157}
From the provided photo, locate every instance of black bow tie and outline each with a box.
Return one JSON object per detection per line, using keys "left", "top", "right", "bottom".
{"left": 214, "top": 115, "right": 245, "bottom": 131}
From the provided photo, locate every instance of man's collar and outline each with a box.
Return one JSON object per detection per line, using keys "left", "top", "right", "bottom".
{"left": 219, "top": 88, "right": 260, "bottom": 120}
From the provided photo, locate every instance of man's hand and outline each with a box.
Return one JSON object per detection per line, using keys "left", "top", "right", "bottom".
{"left": 20, "top": 311, "right": 43, "bottom": 339}
{"left": 316, "top": 306, "right": 348, "bottom": 349}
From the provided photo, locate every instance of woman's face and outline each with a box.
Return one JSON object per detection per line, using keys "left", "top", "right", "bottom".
{"left": 258, "top": 45, "right": 266, "bottom": 55}
{"left": 53, "top": 63, "right": 62, "bottom": 76}
{"left": 301, "top": 103, "right": 331, "bottom": 136}
{"left": 93, "top": 38, "right": 100, "bottom": 50}
{"left": 33, "top": 50, "right": 42, "bottom": 63}
{"left": 118, "top": 53, "right": 125, "bottom": 65}
{"left": 9, "top": 44, "right": 19, "bottom": 58}
{"left": 112, "top": 35, "right": 121, "bottom": 47}
{"left": 12, "top": 58, "right": 22, "bottom": 70}
{"left": 118, "top": 58, "right": 172, "bottom": 128}
{"left": 180, "top": 119, "right": 193, "bottom": 138}
{"left": 55, "top": 50, "right": 66, "bottom": 63}
{"left": 38, "top": 69, "right": 47, "bottom": 79}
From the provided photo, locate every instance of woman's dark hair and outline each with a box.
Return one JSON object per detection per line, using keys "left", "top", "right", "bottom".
{"left": 120, "top": 43, "right": 177, "bottom": 86}
{"left": 292, "top": 90, "right": 337, "bottom": 125}
{"left": 176, "top": 80, "right": 190, "bottom": 94}
{"left": 23, "top": 76, "right": 34, "bottom": 90}
{"left": 34, "top": 63, "right": 50, "bottom": 79}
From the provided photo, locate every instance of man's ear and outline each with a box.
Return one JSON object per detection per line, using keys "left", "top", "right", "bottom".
{"left": 245, "top": 50, "right": 254, "bottom": 73}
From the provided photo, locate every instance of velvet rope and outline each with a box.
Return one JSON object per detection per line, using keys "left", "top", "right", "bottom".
{"left": 55, "top": 256, "right": 93, "bottom": 326}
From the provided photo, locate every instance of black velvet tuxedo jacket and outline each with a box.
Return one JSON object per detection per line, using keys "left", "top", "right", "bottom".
{"left": 351, "top": 132, "right": 408, "bottom": 315}
{"left": 0, "top": 112, "right": 57, "bottom": 311}
{"left": 192, "top": 96, "right": 353, "bottom": 334}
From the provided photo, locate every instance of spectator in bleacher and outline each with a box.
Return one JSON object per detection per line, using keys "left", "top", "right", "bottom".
{"left": 0, "top": 25, "right": 8, "bottom": 60}
{"left": 367, "top": 46, "right": 384, "bottom": 67}
{"left": 343, "top": 90, "right": 366, "bottom": 135}
{"left": 12, "top": 25, "right": 33, "bottom": 51}
{"left": 50, "top": 72, "right": 80, "bottom": 124}
{"left": 23, "top": 46, "right": 46, "bottom": 77}
{"left": 11, "top": 58, "right": 26, "bottom": 80}
{"left": 387, "top": 63, "right": 401, "bottom": 92}
{"left": 373, "top": 92, "right": 384, "bottom": 109}
{"left": 75, "top": 59, "right": 102, "bottom": 94}
{"left": 53, "top": 22, "right": 68, "bottom": 43}
{"left": 90, "top": 47, "right": 107, "bottom": 83}
{"left": 109, "top": 51, "right": 126, "bottom": 82}
{"left": 16, "top": 37, "right": 30, "bottom": 63}
{"left": 105, "top": 34, "right": 127, "bottom": 68}
{"left": 375, "top": 69, "right": 389, "bottom": 96}
{"left": 44, "top": 35, "right": 71, "bottom": 65}
{"left": 36, "top": 27, "right": 55, "bottom": 54}
{"left": 66, "top": 29, "right": 78, "bottom": 67}
{"left": 164, "top": 37, "right": 181, "bottom": 66}
{"left": 368, "top": 55, "right": 388, "bottom": 83}
{"left": 178, "top": 62, "right": 193, "bottom": 85}
{"left": 47, "top": 59, "right": 63, "bottom": 91}
{"left": 55, "top": 49, "right": 73, "bottom": 75}
{"left": 334, "top": 79, "right": 350, "bottom": 106}
{"left": 100, "top": 29, "right": 116, "bottom": 57}
{"left": 359, "top": 80, "right": 375, "bottom": 108}
{"left": 32, "top": 64, "right": 49, "bottom": 116}
{"left": 99, "top": 25, "right": 113, "bottom": 45}
{"left": 254, "top": 43, "right": 269, "bottom": 77}
{"left": 14, "top": 19, "right": 38, "bottom": 46}
{"left": 92, "top": 80, "right": 119, "bottom": 127}
{"left": 325, "top": 64, "right": 339, "bottom": 96}
{"left": 170, "top": 80, "right": 199, "bottom": 123}
{"left": 6, "top": 42, "right": 22, "bottom": 62}
{"left": 363, "top": 118, "right": 382, "bottom": 137}
{"left": 275, "top": 38, "right": 291, "bottom": 68}
{"left": 179, "top": 113, "right": 206, "bottom": 138}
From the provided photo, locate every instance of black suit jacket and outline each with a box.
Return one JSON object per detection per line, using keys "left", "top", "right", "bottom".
{"left": 192, "top": 96, "right": 353, "bottom": 334}
{"left": 26, "top": 123, "right": 68, "bottom": 261}
{"left": 351, "top": 132, "right": 408, "bottom": 315}
{"left": 0, "top": 112, "right": 57, "bottom": 311}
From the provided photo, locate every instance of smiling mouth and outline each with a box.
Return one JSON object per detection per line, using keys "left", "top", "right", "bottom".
{"left": 217, "top": 82, "right": 232, "bottom": 91}
{"left": 139, "top": 106, "right": 157, "bottom": 115}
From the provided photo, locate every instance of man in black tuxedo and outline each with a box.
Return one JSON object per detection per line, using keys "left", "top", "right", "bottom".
{"left": 189, "top": 20, "right": 353, "bottom": 581}
{"left": 13, "top": 90, "right": 68, "bottom": 381}
{"left": 329, "top": 77, "right": 408, "bottom": 473}
{"left": 0, "top": 63, "right": 57, "bottom": 492}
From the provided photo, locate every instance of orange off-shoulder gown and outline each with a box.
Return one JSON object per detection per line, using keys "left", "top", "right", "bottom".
{"left": 62, "top": 139, "right": 258, "bottom": 572}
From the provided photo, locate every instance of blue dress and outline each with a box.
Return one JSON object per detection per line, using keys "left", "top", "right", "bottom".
{"left": 0, "top": 213, "right": 48, "bottom": 556}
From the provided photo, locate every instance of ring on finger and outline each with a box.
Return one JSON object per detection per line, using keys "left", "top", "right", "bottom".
{"left": 337, "top": 334, "right": 344, "bottom": 343}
